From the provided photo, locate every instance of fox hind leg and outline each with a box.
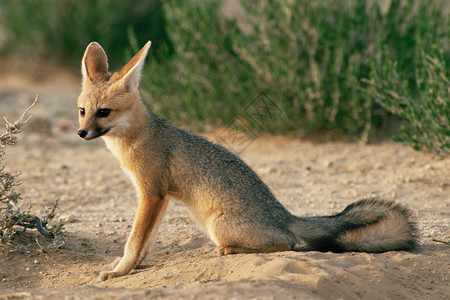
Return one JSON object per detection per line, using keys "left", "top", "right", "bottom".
{"left": 211, "top": 215, "right": 296, "bottom": 256}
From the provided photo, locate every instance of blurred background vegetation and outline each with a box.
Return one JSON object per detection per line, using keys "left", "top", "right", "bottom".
{"left": 0, "top": 0, "right": 448, "bottom": 155}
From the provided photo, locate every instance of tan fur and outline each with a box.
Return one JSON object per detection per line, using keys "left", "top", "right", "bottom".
{"left": 77, "top": 41, "right": 417, "bottom": 282}
{"left": 336, "top": 208, "right": 414, "bottom": 252}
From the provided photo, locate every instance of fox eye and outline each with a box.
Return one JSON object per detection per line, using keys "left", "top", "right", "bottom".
{"left": 97, "top": 109, "right": 111, "bottom": 118}
{"left": 79, "top": 108, "right": 85, "bottom": 117}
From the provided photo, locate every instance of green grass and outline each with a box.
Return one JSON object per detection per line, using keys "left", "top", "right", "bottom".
{"left": 0, "top": 0, "right": 171, "bottom": 68}
{"left": 363, "top": 43, "right": 449, "bottom": 155}
{"left": 140, "top": 0, "right": 449, "bottom": 155}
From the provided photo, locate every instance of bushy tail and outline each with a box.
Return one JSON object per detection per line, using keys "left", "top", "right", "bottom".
{"left": 288, "top": 198, "right": 417, "bottom": 253}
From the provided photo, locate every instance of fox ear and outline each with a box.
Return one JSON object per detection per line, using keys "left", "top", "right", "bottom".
{"left": 112, "top": 41, "right": 151, "bottom": 93}
{"left": 81, "top": 42, "right": 109, "bottom": 85}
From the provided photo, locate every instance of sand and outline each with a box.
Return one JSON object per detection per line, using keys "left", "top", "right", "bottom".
{"left": 0, "top": 61, "right": 448, "bottom": 299}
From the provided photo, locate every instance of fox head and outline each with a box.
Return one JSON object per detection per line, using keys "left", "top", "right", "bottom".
{"left": 77, "top": 41, "right": 151, "bottom": 140}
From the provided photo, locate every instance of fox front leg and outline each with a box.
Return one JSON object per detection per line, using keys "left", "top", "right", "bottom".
{"left": 97, "top": 195, "right": 169, "bottom": 282}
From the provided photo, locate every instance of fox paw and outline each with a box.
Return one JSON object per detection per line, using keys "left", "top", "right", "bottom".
{"left": 110, "top": 257, "right": 122, "bottom": 268}
{"left": 97, "top": 270, "right": 119, "bottom": 282}
{"left": 218, "top": 246, "right": 235, "bottom": 256}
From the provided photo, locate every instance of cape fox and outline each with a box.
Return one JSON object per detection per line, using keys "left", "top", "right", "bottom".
{"left": 77, "top": 41, "right": 417, "bottom": 282}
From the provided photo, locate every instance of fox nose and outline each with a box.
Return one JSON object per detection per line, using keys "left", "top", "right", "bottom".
{"left": 77, "top": 130, "right": 88, "bottom": 138}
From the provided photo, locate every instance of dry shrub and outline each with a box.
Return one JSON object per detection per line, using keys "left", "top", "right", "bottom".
{"left": 0, "top": 97, "right": 64, "bottom": 249}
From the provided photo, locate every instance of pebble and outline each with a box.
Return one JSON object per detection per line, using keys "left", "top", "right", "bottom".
{"left": 323, "top": 160, "right": 333, "bottom": 168}
{"left": 60, "top": 215, "right": 78, "bottom": 223}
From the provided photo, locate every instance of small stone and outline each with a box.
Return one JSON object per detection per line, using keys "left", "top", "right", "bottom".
{"left": 60, "top": 215, "right": 78, "bottom": 223}
{"left": 323, "top": 160, "right": 333, "bottom": 168}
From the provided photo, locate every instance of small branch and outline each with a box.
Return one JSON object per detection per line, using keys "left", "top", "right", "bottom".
{"left": 35, "top": 217, "right": 55, "bottom": 238}
{"left": 432, "top": 238, "right": 450, "bottom": 245}
{"left": 35, "top": 237, "right": 45, "bottom": 252}
{"left": 11, "top": 95, "right": 38, "bottom": 125}
{"left": 1, "top": 95, "right": 38, "bottom": 145}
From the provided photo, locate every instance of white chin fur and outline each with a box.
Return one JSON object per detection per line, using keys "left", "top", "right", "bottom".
{"left": 107, "top": 111, "right": 131, "bottom": 137}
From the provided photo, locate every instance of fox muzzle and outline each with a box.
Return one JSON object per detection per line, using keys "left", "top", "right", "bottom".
{"left": 77, "top": 127, "right": 111, "bottom": 140}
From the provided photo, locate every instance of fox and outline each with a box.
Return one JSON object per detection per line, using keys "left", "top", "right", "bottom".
{"left": 76, "top": 41, "right": 417, "bottom": 282}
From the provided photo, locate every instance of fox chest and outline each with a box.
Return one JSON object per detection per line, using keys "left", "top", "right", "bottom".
{"left": 103, "top": 137, "right": 140, "bottom": 192}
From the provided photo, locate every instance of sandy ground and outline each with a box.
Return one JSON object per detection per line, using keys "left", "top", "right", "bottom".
{"left": 0, "top": 61, "right": 449, "bottom": 299}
